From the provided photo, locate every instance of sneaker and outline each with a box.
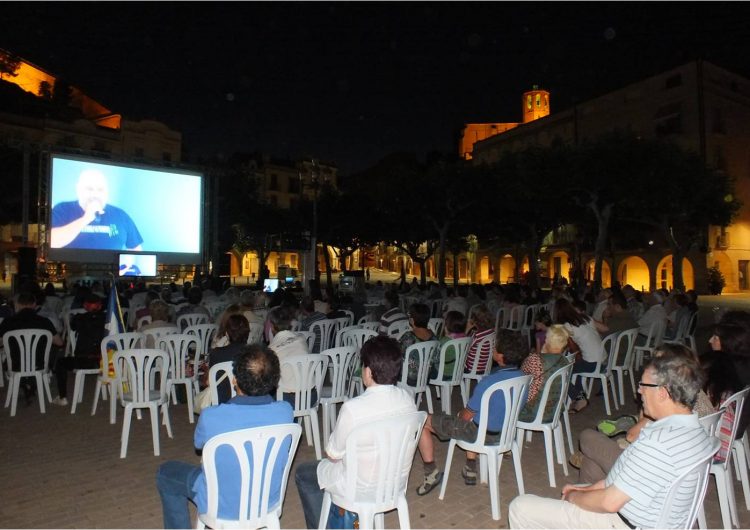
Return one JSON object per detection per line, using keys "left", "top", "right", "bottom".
{"left": 569, "top": 451, "right": 583, "bottom": 469}
{"left": 51, "top": 397, "right": 69, "bottom": 407}
{"left": 597, "top": 415, "right": 638, "bottom": 438}
{"left": 462, "top": 463, "right": 477, "bottom": 486}
{"left": 416, "top": 469, "right": 443, "bottom": 496}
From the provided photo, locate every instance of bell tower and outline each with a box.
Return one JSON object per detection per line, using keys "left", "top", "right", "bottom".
{"left": 522, "top": 85, "right": 550, "bottom": 123}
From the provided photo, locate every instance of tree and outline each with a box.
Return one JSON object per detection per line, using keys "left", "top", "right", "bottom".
{"left": 0, "top": 51, "right": 20, "bottom": 80}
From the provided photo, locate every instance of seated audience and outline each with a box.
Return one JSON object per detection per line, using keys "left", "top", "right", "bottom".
{"left": 208, "top": 314, "right": 250, "bottom": 404}
{"left": 463, "top": 304, "right": 496, "bottom": 374}
{"left": 378, "top": 290, "right": 407, "bottom": 335}
{"left": 518, "top": 324, "right": 569, "bottom": 423}
{"left": 399, "top": 303, "right": 437, "bottom": 385}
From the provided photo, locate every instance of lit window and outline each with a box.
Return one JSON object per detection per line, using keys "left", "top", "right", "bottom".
{"left": 536, "top": 94, "right": 541, "bottom": 107}
{"left": 527, "top": 95, "right": 532, "bottom": 110}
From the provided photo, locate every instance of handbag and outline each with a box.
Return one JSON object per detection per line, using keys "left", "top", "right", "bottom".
{"left": 194, "top": 372, "right": 228, "bottom": 414}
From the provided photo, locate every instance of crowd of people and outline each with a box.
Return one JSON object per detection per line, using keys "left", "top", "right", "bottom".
{"left": 1, "top": 274, "right": 748, "bottom": 529}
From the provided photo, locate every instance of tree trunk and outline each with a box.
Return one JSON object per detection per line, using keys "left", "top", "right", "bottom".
{"left": 593, "top": 203, "right": 613, "bottom": 292}
{"left": 417, "top": 258, "right": 427, "bottom": 286}
{"left": 323, "top": 244, "right": 334, "bottom": 292}
{"left": 452, "top": 251, "right": 459, "bottom": 288}
{"left": 527, "top": 226, "right": 540, "bottom": 289}
{"left": 437, "top": 227, "right": 448, "bottom": 285}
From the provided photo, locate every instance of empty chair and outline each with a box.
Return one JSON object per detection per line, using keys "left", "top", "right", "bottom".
{"left": 3, "top": 329, "right": 54, "bottom": 416}
{"left": 570, "top": 332, "right": 620, "bottom": 416}
{"left": 185, "top": 323, "right": 218, "bottom": 356}
{"left": 113, "top": 348, "right": 173, "bottom": 458}
{"left": 357, "top": 313, "right": 375, "bottom": 325}
{"left": 93, "top": 332, "right": 145, "bottom": 423}
{"left": 609, "top": 328, "right": 639, "bottom": 406}
{"left": 176, "top": 312, "right": 209, "bottom": 331}
{"left": 317, "top": 411, "right": 428, "bottom": 530}
{"left": 277, "top": 354, "right": 328, "bottom": 460}
{"left": 439, "top": 375, "right": 532, "bottom": 521}
{"left": 161, "top": 333, "right": 201, "bottom": 423}
{"left": 320, "top": 346, "right": 357, "bottom": 442}
{"left": 399, "top": 340, "right": 440, "bottom": 413}
{"left": 309, "top": 319, "right": 338, "bottom": 354}
{"left": 427, "top": 317, "right": 444, "bottom": 337}
{"left": 515, "top": 362, "right": 574, "bottom": 488}
{"left": 197, "top": 424, "right": 302, "bottom": 530}
{"left": 429, "top": 337, "right": 472, "bottom": 415}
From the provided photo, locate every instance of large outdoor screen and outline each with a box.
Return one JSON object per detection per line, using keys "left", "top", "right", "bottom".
{"left": 48, "top": 155, "right": 203, "bottom": 264}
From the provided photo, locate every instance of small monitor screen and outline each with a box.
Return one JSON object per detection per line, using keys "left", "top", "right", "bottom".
{"left": 119, "top": 253, "right": 157, "bottom": 277}
{"left": 263, "top": 279, "right": 279, "bottom": 292}
{"left": 285, "top": 276, "right": 294, "bottom": 284}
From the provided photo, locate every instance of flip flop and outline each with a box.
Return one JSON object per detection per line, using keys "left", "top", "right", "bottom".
{"left": 597, "top": 415, "right": 638, "bottom": 437}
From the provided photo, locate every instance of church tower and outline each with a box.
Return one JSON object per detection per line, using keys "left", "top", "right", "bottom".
{"left": 522, "top": 85, "right": 550, "bottom": 123}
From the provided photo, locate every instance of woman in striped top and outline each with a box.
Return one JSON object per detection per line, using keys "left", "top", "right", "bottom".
{"left": 463, "top": 304, "right": 495, "bottom": 374}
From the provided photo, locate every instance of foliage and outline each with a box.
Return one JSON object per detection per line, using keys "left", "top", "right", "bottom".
{"left": 0, "top": 51, "right": 20, "bottom": 79}
{"left": 707, "top": 266, "right": 726, "bottom": 295}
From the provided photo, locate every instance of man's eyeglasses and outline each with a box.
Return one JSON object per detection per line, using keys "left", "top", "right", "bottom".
{"left": 638, "top": 381, "right": 660, "bottom": 388}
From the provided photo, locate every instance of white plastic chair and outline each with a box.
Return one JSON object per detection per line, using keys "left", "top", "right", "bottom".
{"left": 700, "top": 387, "right": 750, "bottom": 529}
{"left": 504, "top": 305, "right": 524, "bottom": 331}
{"left": 320, "top": 346, "right": 357, "bottom": 442}
{"left": 334, "top": 324, "right": 362, "bottom": 347}
{"left": 310, "top": 319, "right": 338, "bottom": 354}
{"left": 317, "top": 411, "right": 428, "bottom": 530}
{"left": 185, "top": 323, "right": 218, "bottom": 356}
{"left": 494, "top": 306, "right": 507, "bottom": 331}
{"left": 570, "top": 331, "right": 619, "bottom": 416}
{"left": 141, "top": 325, "right": 179, "bottom": 349}
{"left": 360, "top": 321, "right": 379, "bottom": 332}
{"left": 519, "top": 305, "right": 539, "bottom": 347}
{"left": 294, "top": 330, "right": 316, "bottom": 352}
{"left": 333, "top": 316, "right": 350, "bottom": 333}
{"left": 460, "top": 332, "right": 496, "bottom": 406}
{"left": 92, "top": 332, "right": 145, "bottom": 423}
{"left": 197, "top": 423, "right": 302, "bottom": 530}
{"left": 668, "top": 437, "right": 721, "bottom": 530}
{"left": 277, "top": 354, "right": 328, "bottom": 460}
{"left": 246, "top": 322, "right": 265, "bottom": 345}
{"left": 69, "top": 330, "right": 103, "bottom": 415}
{"left": 3, "top": 329, "right": 53, "bottom": 416}
{"left": 341, "top": 328, "right": 378, "bottom": 398}
{"left": 64, "top": 308, "right": 87, "bottom": 356}
{"left": 399, "top": 340, "right": 440, "bottom": 413}
{"left": 208, "top": 360, "right": 236, "bottom": 406}
{"left": 113, "top": 348, "right": 173, "bottom": 458}
{"left": 429, "top": 337, "right": 472, "bottom": 415}
{"left": 176, "top": 312, "right": 209, "bottom": 331}
{"left": 515, "top": 361, "right": 573, "bottom": 487}
{"left": 732, "top": 431, "right": 750, "bottom": 512}
{"left": 386, "top": 320, "right": 411, "bottom": 340}
{"left": 634, "top": 319, "right": 666, "bottom": 369}
{"left": 161, "top": 333, "right": 201, "bottom": 423}
{"left": 137, "top": 315, "right": 153, "bottom": 330}
{"left": 357, "top": 313, "right": 375, "bottom": 325}
{"left": 427, "top": 317, "right": 444, "bottom": 337}
{"left": 438, "top": 375, "right": 532, "bottom": 521}
{"left": 609, "top": 328, "right": 639, "bottom": 406}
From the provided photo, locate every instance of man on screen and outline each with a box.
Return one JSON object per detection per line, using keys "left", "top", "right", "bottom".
{"left": 50, "top": 169, "right": 143, "bottom": 250}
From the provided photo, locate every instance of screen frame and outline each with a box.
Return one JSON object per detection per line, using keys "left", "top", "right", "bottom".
{"left": 47, "top": 153, "right": 204, "bottom": 265}
{"left": 118, "top": 253, "right": 158, "bottom": 277}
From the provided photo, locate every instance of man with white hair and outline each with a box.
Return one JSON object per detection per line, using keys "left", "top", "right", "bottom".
{"left": 637, "top": 290, "right": 668, "bottom": 339}
{"left": 51, "top": 168, "right": 143, "bottom": 250}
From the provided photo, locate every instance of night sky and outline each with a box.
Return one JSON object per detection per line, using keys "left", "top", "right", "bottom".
{"left": 2, "top": 2, "right": 749, "bottom": 174}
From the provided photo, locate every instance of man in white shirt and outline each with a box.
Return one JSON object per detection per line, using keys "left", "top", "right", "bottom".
{"left": 637, "top": 291, "right": 667, "bottom": 338}
{"left": 295, "top": 335, "right": 416, "bottom": 528}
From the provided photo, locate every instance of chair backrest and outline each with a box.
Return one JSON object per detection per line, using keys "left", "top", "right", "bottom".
{"left": 655, "top": 437, "right": 721, "bottom": 529}
{"left": 614, "top": 328, "right": 639, "bottom": 370}
{"left": 522, "top": 360, "right": 573, "bottom": 428}
{"left": 699, "top": 408, "right": 725, "bottom": 436}
{"left": 203, "top": 301, "right": 228, "bottom": 322}
{"left": 3, "top": 329, "right": 53, "bottom": 373}
{"left": 199, "top": 423, "right": 302, "bottom": 529}
{"left": 357, "top": 313, "right": 375, "bottom": 325}
{"left": 334, "top": 324, "right": 362, "bottom": 347}
{"left": 176, "top": 312, "right": 209, "bottom": 331}
{"left": 247, "top": 322, "right": 265, "bottom": 345}
{"left": 716, "top": 386, "right": 750, "bottom": 470}
{"left": 464, "top": 331, "right": 496, "bottom": 378}
{"left": 494, "top": 306, "right": 507, "bottom": 331}
{"left": 506, "top": 305, "right": 524, "bottom": 331}
{"left": 296, "top": 331, "right": 316, "bottom": 352}
{"left": 473, "top": 375, "right": 532, "bottom": 451}
{"left": 100, "top": 332, "right": 145, "bottom": 377}
{"left": 685, "top": 312, "right": 698, "bottom": 338}
{"left": 521, "top": 305, "right": 537, "bottom": 330}
{"left": 359, "top": 315, "right": 380, "bottom": 331}
{"left": 185, "top": 323, "right": 218, "bottom": 356}
{"left": 672, "top": 312, "right": 691, "bottom": 342}
{"left": 386, "top": 319, "right": 411, "bottom": 339}
{"left": 599, "top": 331, "right": 619, "bottom": 374}
{"left": 309, "top": 319, "right": 338, "bottom": 354}
{"left": 430, "top": 299, "right": 444, "bottom": 318}
{"left": 646, "top": 318, "right": 667, "bottom": 348}
{"left": 335, "top": 411, "right": 427, "bottom": 509}
{"left": 113, "top": 349, "right": 170, "bottom": 405}
{"left": 208, "top": 360, "right": 236, "bottom": 406}
{"left": 321, "top": 346, "right": 358, "bottom": 402}
{"left": 341, "top": 309, "right": 355, "bottom": 327}
{"left": 341, "top": 328, "right": 377, "bottom": 352}
{"left": 137, "top": 315, "right": 152, "bottom": 330}
{"left": 400, "top": 340, "right": 440, "bottom": 394}
{"left": 431, "top": 337, "right": 472, "bottom": 386}
{"left": 277, "top": 354, "right": 328, "bottom": 413}
{"left": 159, "top": 333, "right": 200, "bottom": 380}
{"left": 141, "top": 325, "right": 179, "bottom": 349}
{"left": 427, "top": 317, "right": 444, "bottom": 337}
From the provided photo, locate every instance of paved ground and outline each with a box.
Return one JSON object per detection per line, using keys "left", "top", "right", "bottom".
{"left": 1, "top": 373, "right": 747, "bottom": 529}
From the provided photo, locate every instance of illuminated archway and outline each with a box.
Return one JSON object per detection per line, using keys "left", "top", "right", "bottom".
{"left": 521, "top": 256, "right": 530, "bottom": 275}
{"left": 584, "top": 259, "right": 612, "bottom": 288}
{"left": 499, "top": 254, "right": 516, "bottom": 284}
{"left": 656, "top": 256, "right": 694, "bottom": 291}
{"left": 479, "top": 256, "right": 491, "bottom": 283}
{"left": 548, "top": 251, "right": 570, "bottom": 282}
{"left": 617, "top": 256, "right": 650, "bottom": 291}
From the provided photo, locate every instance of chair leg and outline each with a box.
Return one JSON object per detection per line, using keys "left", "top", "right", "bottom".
{"left": 600, "top": 377, "right": 611, "bottom": 416}
{"left": 714, "top": 469, "right": 735, "bottom": 529}
{"left": 91, "top": 379, "right": 102, "bottom": 416}
{"left": 562, "top": 408, "right": 574, "bottom": 455}
{"left": 322, "top": 403, "right": 331, "bottom": 444}
{"left": 441, "top": 384, "right": 452, "bottom": 415}
{"left": 35, "top": 374, "right": 46, "bottom": 414}
{"left": 733, "top": 439, "right": 750, "bottom": 511}
{"left": 162, "top": 403, "right": 173, "bottom": 438}
{"left": 616, "top": 371, "right": 625, "bottom": 406}
{"left": 149, "top": 404, "right": 161, "bottom": 457}
{"left": 309, "top": 410, "right": 323, "bottom": 461}
{"left": 318, "top": 491, "right": 332, "bottom": 530}
{"left": 71, "top": 372, "right": 82, "bottom": 414}
{"left": 438, "top": 440, "right": 457, "bottom": 500}
{"left": 185, "top": 382, "right": 195, "bottom": 424}
{"left": 8, "top": 374, "right": 19, "bottom": 416}
{"left": 486, "top": 450, "right": 501, "bottom": 520}
{"left": 425, "top": 386, "right": 433, "bottom": 415}
{"left": 555, "top": 425, "right": 569, "bottom": 476}
{"left": 543, "top": 429, "right": 556, "bottom": 488}
{"left": 512, "top": 444, "right": 525, "bottom": 495}
{"left": 628, "top": 369, "right": 637, "bottom": 400}
{"left": 110, "top": 382, "right": 118, "bottom": 424}
{"left": 396, "top": 496, "right": 411, "bottom": 530}
{"left": 303, "top": 415, "right": 313, "bottom": 448}
{"left": 120, "top": 405, "right": 133, "bottom": 458}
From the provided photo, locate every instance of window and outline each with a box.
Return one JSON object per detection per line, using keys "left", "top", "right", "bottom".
{"left": 526, "top": 95, "right": 532, "bottom": 110}
{"left": 665, "top": 74, "right": 682, "bottom": 89}
{"left": 654, "top": 102, "right": 683, "bottom": 136}
{"left": 536, "top": 93, "right": 541, "bottom": 107}
{"left": 269, "top": 174, "right": 278, "bottom": 191}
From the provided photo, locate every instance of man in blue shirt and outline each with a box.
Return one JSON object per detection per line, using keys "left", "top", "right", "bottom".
{"left": 415, "top": 330, "right": 529, "bottom": 495}
{"left": 50, "top": 169, "right": 143, "bottom": 250}
{"left": 156, "top": 344, "right": 294, "bottom": 529}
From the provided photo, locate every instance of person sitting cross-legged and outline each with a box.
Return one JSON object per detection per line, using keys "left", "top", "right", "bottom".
{"left": 155, "top": 344, "right": 293, "bottom": 529}
{"left": 294, "top": 335, "right": 417, "bottom": 529}
{"left": 414, "top": 330, "right": 529, "bottom": 495}
{"left": 509, "top": 347, "right": 715, "bottom": 529}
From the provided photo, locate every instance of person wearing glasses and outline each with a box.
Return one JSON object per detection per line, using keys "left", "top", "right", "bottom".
{"left": 509, "top": 343, "right": 715, "bottom": 529}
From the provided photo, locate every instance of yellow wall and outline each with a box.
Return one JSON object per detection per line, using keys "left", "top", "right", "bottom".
{"left": 618, "top": 256, "right": 650, "bottom": 291}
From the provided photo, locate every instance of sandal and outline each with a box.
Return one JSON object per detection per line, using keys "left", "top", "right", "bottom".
{"left": 462, "top": 464, "right": 477, "bottom": 486}
{"left": 569, "top": 398, "right": 589, "bottom": 414}
{"left": 416, "top": 469, "right": 443, "bottom": 496}
{"left": 597, "top": 415, "right": 638, "bottom": 438}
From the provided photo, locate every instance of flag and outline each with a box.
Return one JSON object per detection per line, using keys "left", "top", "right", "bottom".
{"left": 103, "top": 282, "right": 125, "bottom": 377}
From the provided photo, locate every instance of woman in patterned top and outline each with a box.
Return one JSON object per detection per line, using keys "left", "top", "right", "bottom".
{"left": 518, "top": 324, "right": 570, "bottom": 422}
